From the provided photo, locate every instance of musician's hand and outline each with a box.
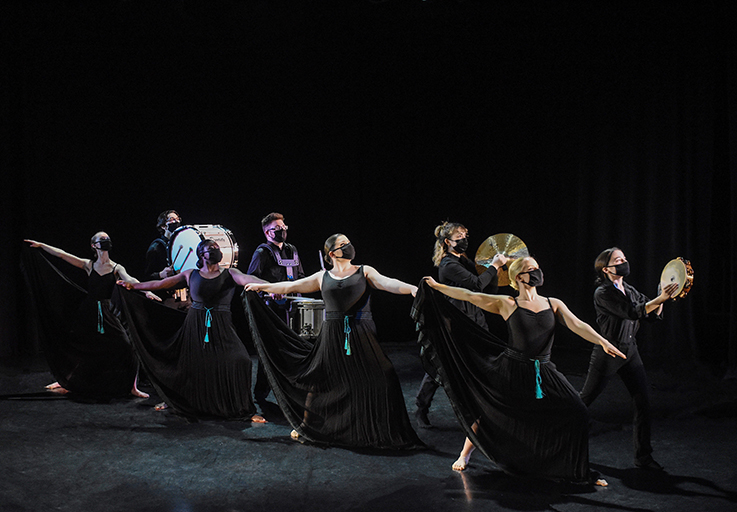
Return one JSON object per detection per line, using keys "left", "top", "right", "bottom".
{"left": 270, "top": 293, "right": 284, "bottom": 300}
{"left": 117, "top": 280, "right": 136, "bottom": 290}
{"left": 490, "top": 253, "right": 509, "bottom": 269}
{"left": 601, "top": 339, "right": 627, "bottom": 359}
{"left": 145, "top": 291, "right": 162, "bottom": 302}
{"left": 659, "top": 282, "right": 679, "bottom": 303}
{"left": 159, "top": 266, "right": 175, "bottom": 279}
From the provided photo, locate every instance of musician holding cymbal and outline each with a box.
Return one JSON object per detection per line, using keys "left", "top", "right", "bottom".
{"left": 414, "top": 221, "right": 508, "bottom": 428}
{"left": 580, "top": 247, "right": 680, "bottom": 471}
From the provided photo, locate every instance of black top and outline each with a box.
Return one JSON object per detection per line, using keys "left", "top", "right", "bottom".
{"left": 438, "top": 254, "right": 498, "bottom": 328}
{"left": 144, "top": 237, "right": 169, "bottom": 281}
{"left": 506, "top": 297, "right": 555, "bottom": 358}
{"left": 322, "top": 267, "right": 370, "bottom": 314}
{"left": 246, "top": 242, "right": 305, "bottom": 283}
{"left": 87, "top": 265, "right": 119, "bottom": 301}
{"left": 190, "top": 269, "right": 236, "bottom": 308}
{"left": 594, "top": 280, "right": 661, "bottom": 349}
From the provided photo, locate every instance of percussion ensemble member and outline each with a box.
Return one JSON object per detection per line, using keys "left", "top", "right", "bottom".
{"left": 144, "top": 210, "right": 185, "bottom": 306}
{"left": 118, "top": 239, "right": 267, "bottom": 422}
{"left": 243, "top": 233, "right": 423, "bottom": 450}
{"left": 420, "top": 257, "right": 625, "bottom": 485}
{"left": 579, "top": 247, "right": 679, "bottom": 471}
{"left": 414, "top": 221, "right": 508, "bottom": 428}
{"left": 246, "top": 212, "right": 305, "bottom": 404}
{"left": 24, "top": 234, "right": 158, "bottom": 399}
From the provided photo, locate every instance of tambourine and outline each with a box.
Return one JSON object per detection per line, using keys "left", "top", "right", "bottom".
{"left": 659, "top": 257, "right": 694, "bottom": 300}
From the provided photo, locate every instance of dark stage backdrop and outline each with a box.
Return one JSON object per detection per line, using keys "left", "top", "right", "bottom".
{"left": 3, "top": 2, "right": 735, "bottom": 376}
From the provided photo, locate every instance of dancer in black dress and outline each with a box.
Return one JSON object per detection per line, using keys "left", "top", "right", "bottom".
{"left": 23, "top": 234, "right": 156, "bottom": 399}
{"left": 580, "top": 247, "right": 679, "bottom": 470}
{"left": 419, "top": 256, "right": 625, "bottom": 485}
{"left": 244, "top": 233, "right": 423, "bottom": 449}
{"left": 117, "top": 239, "right": 266, "bottom": 421}
{"left": 415, "top": 221, "right": 508, "bottom": 427}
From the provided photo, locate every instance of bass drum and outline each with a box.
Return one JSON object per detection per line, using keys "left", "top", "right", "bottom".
{"left": 168, "top": 224, "right": 239, "bottom": 273}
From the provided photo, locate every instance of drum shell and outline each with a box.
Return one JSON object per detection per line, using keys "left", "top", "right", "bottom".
{"left": 289, "top": 299, "right": 325, "bottom": 339}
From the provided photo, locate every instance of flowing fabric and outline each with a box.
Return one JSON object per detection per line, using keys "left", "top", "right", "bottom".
{"left": 20, "top": 247, "right": 138, "bottom": 400}
{"left": 243, "top": 267, "right": 422, "bottom": 449}
{"left": 411, "top": 281, "right": 590, "bottom": 482}
{"left": 113, "top": 269, "right": 257, "bottom": 419}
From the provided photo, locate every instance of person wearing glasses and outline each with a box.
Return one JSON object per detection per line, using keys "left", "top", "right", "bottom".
{"left": 246, "top": 212, "right": 305, "bottom": 405}
{"left": 144, "top": 209, "right": 186, "bottom": 308}
{"left": 243, "top": 233, "right": 423, "bottom": 450}
{"left": 414, "top": 221, "right": 508, "bottom": 428}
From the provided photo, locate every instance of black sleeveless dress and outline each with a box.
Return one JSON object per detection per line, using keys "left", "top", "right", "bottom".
{"left": 412, "top": 282, "right": 590, "bottom": 482}
{"left": 244, "top": 267, "right": 422, "bottom": 449}
{"left": 20, "top": 249, "right": 138, "bottom": 400}
{"left": 115, "top": 269, "right": 257, "bottom": 419}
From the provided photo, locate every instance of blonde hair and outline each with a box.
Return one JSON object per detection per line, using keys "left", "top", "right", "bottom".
{"left": 432, "top": 222, "right": 466, "bottom": 267}
{"left": 508, "top": 257, "right": 534, "bottom": 291}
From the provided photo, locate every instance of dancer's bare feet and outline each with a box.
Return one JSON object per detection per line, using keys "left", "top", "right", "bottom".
{"left": 251, "top": 415, "right": 267, "bottom": 423}
{"left": 595, "top": 478, "right": 608, "bottom": 487}
{"left": 45, "top": 382, "right": 69, "bottom": 394}
{"left": 154, "top": 402, "right": 169, "bottom": 411}
{"left": 290, "top": 429, "right": 300, "bottom": 440}
{"left": 452, "top": 454, "right": 471, "bottom": 472}
{"left": 131, "top": 387, "right": 149, "bottom": 398}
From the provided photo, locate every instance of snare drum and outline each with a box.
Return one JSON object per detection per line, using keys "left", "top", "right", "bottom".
{"left": 289, "top": 298, "right": 325, "bottom": 340}
{"left": 659, "top": 257, "right": 694, "bottom": 300}
{"left": 169, "top": 224, "right": 239, "bottom": 272}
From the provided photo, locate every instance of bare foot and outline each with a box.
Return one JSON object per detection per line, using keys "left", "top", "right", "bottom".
{"left": 251, "top": 415, "right": 267, "bottom": 423}
{"left": 452, "top": 454, "right": 471, "bottom": 472}
{"left": 45, "top": 382, "right": 69, "bottom": 394}
{"left": 131, "top": 388, "right": 149, "bottom": 398}
{"left": 595, "top": 478, "right": 608, "bottom": 487}
{"left": 154, "top": 402, "right": 169, "bottom": 411}
{"left": 290, "top": 429, "right": 300, "bottom": 440}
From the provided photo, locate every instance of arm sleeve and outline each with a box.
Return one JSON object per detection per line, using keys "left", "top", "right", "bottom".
{"left": 439, "top": 258, "right": 495, "bottom": 292}
{"left": 144, "top": 241, "right": 167, "bottom": 281}
{"left": 594, "top": 284, "right": 648, "bottom": 321}
{"left": 246, "top": 248, "right": 267, "bottom": 277}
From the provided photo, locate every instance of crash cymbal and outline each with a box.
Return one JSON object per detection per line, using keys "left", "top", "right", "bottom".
{"left": 475, "top": 233, "right": 529, "bottom": 287}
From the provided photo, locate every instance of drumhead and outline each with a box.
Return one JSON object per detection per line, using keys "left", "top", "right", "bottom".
{"left": 168, "top": 224, "right": 239, "bottom": 272}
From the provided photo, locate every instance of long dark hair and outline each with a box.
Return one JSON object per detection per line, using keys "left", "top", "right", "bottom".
{"left": 322, "top": 233, "right": 343, "bottom": 269}
{"left": 594, "top": 247, "right": 620, "bottom": 285}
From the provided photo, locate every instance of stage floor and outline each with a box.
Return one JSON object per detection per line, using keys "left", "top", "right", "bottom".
{"left": 1, "top": 345, "right": 736, "bottom": 512}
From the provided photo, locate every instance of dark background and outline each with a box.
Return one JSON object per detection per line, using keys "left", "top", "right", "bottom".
{"left": 2, "top": 2, "right": 735, "bottom": 375}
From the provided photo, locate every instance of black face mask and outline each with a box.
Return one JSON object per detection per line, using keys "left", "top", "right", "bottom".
{"left": 96, "top": 239, "right": 112, "bottom": 252}
{"left": 166, "top": 221, "right": 181, "bottom": 233}
{"left": 272, "top": 229, "right": 287, "bottom": 243}
{"left": 520, "top": 268, "right": 544, "bottom": 287}
{"left": 609, "top": 261, "right": 630, "bottom": 277}
{"left": 206, "top": 247, "right": 223, "bottom": 265}
{"left": 450, "top": 238, "right": 469, "bottom": 254}
{"left": 334, "top": 243, "right": 355, "bottom": 261}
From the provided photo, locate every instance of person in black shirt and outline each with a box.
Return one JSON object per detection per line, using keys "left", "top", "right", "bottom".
{"left": 414, "top": 221, "right": 508, "bottom": 427}
{"left": 580, "top": 247, "right": 679, "bottom": 471}
{"left": 144, "top": 210, "right": 184, "bottom": 306}
{"left": 246, "top": 212, "right": 305, "bottom": 404}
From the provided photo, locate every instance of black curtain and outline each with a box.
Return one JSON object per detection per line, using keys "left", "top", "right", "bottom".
{"left": 3, "top": 2, "right": 735, "bottom": 376}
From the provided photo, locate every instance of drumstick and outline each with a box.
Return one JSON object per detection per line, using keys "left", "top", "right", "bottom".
{"left": 171, "top": 246, "right": 183, "bottom": 267}
{"left": 175, "top": 247, "right": 193, "bottom": 273}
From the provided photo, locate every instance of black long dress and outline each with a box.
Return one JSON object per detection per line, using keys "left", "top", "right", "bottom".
{"left": 243, "top": 267, "right": 422, "bottom": 449}
{"left": 412, "top": 282, "right": 590, "bottom": 482}
{"left": 20, "top": 248, "right": 138, "bottom": 400}
{"left": 114, "top": 269, "right": 257, "bottom": 419}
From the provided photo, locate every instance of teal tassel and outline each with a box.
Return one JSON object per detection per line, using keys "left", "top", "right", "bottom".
{"left": 534, "top": 359, "right": 545, "bottom": 399}
{"left": 343, "top": 316, "right": 352, "bottom": 356}
{"left": 97, "top": 301, "right": 104, "bottom": 334}
{"left": 204, "top": 308, "right": 212, "bottom": 344}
